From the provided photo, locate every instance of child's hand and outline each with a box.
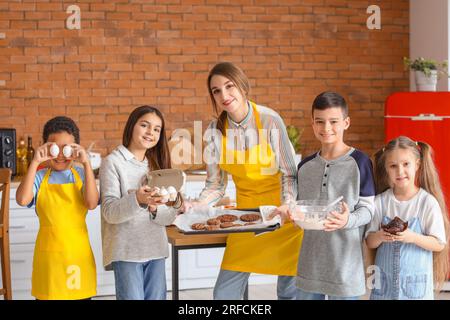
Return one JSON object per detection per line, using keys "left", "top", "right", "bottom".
{"left": 136, "top": 186, "right": 162, "bottom": 206}
{"left": 68, "top": 144, "right": 89, "bottom": 165}
{"left": 324, "top": 201, "right": 349, "bottom": 232}
{"left": 375, "top": 229, "right": 395, "bottom": 243}
{"left": 33, "top": 142, "right": 55, "bottom": 164}
{"left": 392, "top": 228, "right": 417, "bottom": 244}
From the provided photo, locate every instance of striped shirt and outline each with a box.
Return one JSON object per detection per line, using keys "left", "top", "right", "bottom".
{"left": 198, "top": 101, "right": 297, "bottom": 206}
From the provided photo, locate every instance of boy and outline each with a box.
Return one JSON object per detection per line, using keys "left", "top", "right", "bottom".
{"left": 16, "top": 116, "right": 99, "bottom": 300}
{"left": 273, "top": 91, "right": 375, "bottom": 299}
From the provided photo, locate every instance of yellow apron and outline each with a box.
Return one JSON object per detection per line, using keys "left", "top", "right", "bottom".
{"left": 219, "top": 102, "right": 303, "bottom": 276}
{"left": 32, "top": 168, "right": 97, "bottom": 300}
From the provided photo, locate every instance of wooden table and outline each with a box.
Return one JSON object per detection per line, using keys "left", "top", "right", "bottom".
{"left": 166, "top": 226, "right": 248, "bottom": 300}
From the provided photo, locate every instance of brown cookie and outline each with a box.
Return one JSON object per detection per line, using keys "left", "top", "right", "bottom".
{"left": 240, "top": 213, "right": 261, "bottom": 222}
{"left": 217, "top": 214, "right": 238, "bottom": 223}
{"left": 220, "top": 222, "right": 239, "bottom": 228}
{"left": 207, "top": 218, "right": 221, "bottom": 225}
{"left": 205, "top": 224, "right": 220, "bottom": 231}
{"left": 191, "top": 223, "right": 206, "bottom": 230}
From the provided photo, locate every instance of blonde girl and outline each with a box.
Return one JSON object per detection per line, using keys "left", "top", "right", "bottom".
{"left": 366, "top": 136, "right": 449, "bottom": 300}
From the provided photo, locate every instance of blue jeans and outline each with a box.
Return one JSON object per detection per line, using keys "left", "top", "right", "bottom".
{"left": 213, "top": 269, "right": 297, "bottom": 300}
{"left": 296, "top": 288, "right": 359, "bottom": 300}
{"left": 112, "top": 259, "right": 166, "bottom": 300}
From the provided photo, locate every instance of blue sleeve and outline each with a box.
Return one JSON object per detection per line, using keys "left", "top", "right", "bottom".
{"left": 345, "top": 150, "right": 376, "bottom": 229}
{"left": 26, "top": 169, "right": 47, "bottom": 208}
{"left": 74, "top": 166, "right": 86, "bottom": 184}
{"left": 297, "top": 152, "right": 317, "bottom": 171}
{"left": 350, "top": 150, "right": 376, "bottom": 197}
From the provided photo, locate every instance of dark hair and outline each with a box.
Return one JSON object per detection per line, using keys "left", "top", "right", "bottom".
{"left": 207, "top": 62, "right": 250, "bottom": 134}
{"left": 122, "top": 105, "right": 171, "bottom": 170}
{"left": 373, "top": 136, "right": 449, "bottom": 288}
{"left": 312, "top": 91, "right": 349, "bottom": 118}
{"left": 43, "top": 116, "right": 80, "bottom": 144}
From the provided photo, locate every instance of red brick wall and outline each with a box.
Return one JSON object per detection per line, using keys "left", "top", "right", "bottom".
{"left": 0, "top": 0, "right": 409, "bottom": 158}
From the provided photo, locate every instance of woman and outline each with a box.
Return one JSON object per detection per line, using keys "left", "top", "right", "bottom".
{"left": 189, "top": 62, "right": 303, "bottom": 300}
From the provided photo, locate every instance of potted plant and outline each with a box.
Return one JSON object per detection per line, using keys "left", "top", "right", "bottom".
{"left": 403, "top": 57, "right": 449, "bottom": 91}
{"left": 286, "top": 125, "right": 304, "bottom": 166}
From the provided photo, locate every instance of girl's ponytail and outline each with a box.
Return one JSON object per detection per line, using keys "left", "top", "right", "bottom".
{"left": 417, "top": 141, "right": 450, "bottom": 289}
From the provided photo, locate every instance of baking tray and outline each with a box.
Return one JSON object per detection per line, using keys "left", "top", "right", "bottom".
{"left": 176, "top": 208, "right": 280, "bottom": 235}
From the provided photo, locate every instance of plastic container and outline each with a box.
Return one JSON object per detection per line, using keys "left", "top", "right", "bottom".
{"left": 291, "top": 197, "right": 343, "bottom": 230}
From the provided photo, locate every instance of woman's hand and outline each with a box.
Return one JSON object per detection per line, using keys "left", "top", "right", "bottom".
{"left": 323, "top": 201, "right": 349, "bottom": 232}
{"left": 269, "top": 204, "right": 293, "bottom": 224}
{"left": 178, "top": 200, "right": 200, "bottom": 213}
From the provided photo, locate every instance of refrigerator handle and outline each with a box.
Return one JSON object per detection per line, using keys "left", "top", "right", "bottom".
{"left": 411, "top": 113, "right": 443, "bottom": 121}
{"left": 385, "top": 114, "right": 449, "bottom": 120}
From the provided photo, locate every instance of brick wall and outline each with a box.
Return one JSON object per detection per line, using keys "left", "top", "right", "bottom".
{"left": 0, "top": 0, "right": 409, "bottom": 159}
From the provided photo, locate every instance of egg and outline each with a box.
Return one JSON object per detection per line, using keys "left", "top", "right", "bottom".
{"left": 49, "top": 144, "right": 59, "bottom": 157}
{"left": 159, "top": 187, "right": 169, "bottom": 203}
{"left": 159, "top": 187, "right": 169, "bottom": 196}
{"left": 167, "top": 186, "right": 177, "bottom": 201}
{"left": 62, "top": 145, "right": 73, "bottom": 158}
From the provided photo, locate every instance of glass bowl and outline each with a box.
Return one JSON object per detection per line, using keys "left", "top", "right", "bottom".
{"left": 291, "top": 198, "right": 342, "bottom": 230}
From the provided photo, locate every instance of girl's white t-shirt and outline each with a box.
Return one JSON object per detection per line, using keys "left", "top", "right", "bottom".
{"left": 365, "top": 188, "right": 446, "bottom": 245}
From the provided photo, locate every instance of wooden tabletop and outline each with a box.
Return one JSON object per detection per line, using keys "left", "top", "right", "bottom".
{"left": 166, "top": 225, "right": 228, "bottom": 246}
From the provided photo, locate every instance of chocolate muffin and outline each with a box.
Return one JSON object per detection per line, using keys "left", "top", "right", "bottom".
{"left": 381, "top": 216, "right": 408, "bottom": 234}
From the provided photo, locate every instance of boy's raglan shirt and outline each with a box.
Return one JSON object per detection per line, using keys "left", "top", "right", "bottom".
{"left": 25, "top": 166, "right": 85, "bottom": 208}
{"left": 296, "top": 148, "right": 375, "bottom": 297}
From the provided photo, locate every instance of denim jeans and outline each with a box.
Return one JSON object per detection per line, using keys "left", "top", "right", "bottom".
{"left": 296, "top": 288, "right": 359, "bottom": 300}
{"left": 112, "top": 259, "right": 166, "bottom": 300}
{"left": 213, "top": 269, "right": 297, "bottom": 300}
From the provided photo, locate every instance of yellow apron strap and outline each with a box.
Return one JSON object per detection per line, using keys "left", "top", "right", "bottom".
{"left": 70, "top": 167, "right": 83, "bottom": 190}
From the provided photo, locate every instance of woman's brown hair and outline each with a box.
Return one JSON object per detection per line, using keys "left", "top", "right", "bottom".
{"left": 122, "top": 105, "right": 171, "bottom": 170}
{"left": 374, "top": 135, "right": 449, "bottom": 289}
{"left": 207, "top": 62, "right": 250, "bottom": 135}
